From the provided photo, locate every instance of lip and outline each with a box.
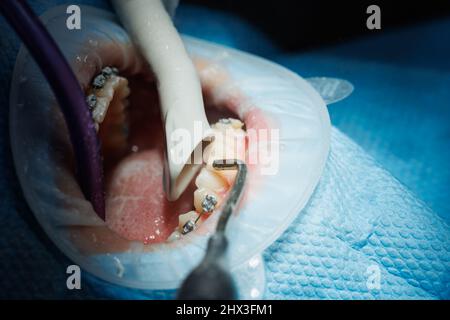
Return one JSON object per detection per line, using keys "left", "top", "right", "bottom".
{"left": 10, "top": 6, "right": 330, "bottom": 290}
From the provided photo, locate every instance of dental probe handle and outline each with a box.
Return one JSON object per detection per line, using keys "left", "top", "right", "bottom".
{"left": 177, "top": 160, "right": 247, "bottom": 300}
{"left": 177, "top": 233, "right": 237, "bottom": 300}
{"left": 111, "top": 0, "right": 212, "bottom": 201}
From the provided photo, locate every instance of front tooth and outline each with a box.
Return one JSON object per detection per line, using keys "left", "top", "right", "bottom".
{"left": 178, "top": 211, "right": 199, "bottom": 232}
{"left": 195, "top": 167, "right": 228, "bottom": 192}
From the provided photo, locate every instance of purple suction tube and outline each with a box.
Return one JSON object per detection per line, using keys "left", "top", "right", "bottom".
{"left": 0, "top": 0, "right": 105, "bottom": 219}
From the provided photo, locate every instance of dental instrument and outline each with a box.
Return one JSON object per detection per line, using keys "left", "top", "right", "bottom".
{"left": 0, "top": 0, "right": 105, "bottom": 219}
{"left": 177, "top": 159, "right": 247, "bottom": 300}
{"left": 10, "top": 6, "right": 331, "bottom": 295}
{"left": 111, "top": 0, "right": 213, "bottom": 202}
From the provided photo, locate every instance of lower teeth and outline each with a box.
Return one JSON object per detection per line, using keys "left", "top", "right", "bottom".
{"left": 172, "top": 118, "right": 246, "bottom": 239}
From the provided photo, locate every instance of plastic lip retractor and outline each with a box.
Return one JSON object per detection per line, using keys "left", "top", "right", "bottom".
{"left": 0, "top": 0, "right": 105, "bottom": 219}
{"left": 177, "top": 159, "right": 247, "bottom": 300}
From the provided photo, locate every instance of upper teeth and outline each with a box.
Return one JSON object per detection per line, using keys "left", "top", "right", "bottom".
{"left": 85, "top": 66, "right": 128, "bottom": 130}
{"left": 86, "top": 94, "right": 97, "bottom": 110}
{"left": 175, "top": 118, "right": 247, "bottom": 237}
{"left": 88, "top": 66, "right": 120, "bottom": 94}
{"left": 92, "top": 74, "right": 107, "bottom": 89}
{"left": 101, "top": 66, "right": 115, "bottom": 77}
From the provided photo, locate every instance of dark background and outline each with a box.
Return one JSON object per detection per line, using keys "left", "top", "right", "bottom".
{"left": 186, "top": 0, "right": 450, "bottom": 50}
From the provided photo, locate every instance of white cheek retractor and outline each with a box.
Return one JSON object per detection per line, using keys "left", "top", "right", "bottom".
{"left": 112, "top": 0, "right": 213, "bottom": 202}
{"left": 9, "top": 6, "right": 330, "bottom": 299}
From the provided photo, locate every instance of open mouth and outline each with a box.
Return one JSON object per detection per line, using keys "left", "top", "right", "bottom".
{"left": 8, "top": 5, "right": 331, "bottom": 290}
{"left": 60, "top": 39, "right": 267, "bottom": 251}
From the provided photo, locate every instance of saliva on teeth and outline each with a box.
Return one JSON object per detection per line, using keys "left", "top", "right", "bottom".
{"left": 167, "top": 118, "right": 246, "bottom": 241}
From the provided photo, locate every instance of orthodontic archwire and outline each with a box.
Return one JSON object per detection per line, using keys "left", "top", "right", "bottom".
{"left": 85, "top": 66, "right": 120, "bottom": 131}
{"left": 182, "top": 193, "right": 218, "bottom": 235}
{"left": 177, "top": 159, "right": 247, "bottom": 300}
{"left": 86, "top": 66, "right": 119, "bottom": 111}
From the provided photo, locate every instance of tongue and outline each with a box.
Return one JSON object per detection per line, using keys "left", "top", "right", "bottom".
{"left": 105, "top": 149, "right": 194, "bottom": 243}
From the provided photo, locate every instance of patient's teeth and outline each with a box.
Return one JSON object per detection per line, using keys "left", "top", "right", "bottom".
{"left": 203, "top": 125, "right": 246, "bottom": 184}
{"left": 214, "top": 118, "right": 244, "bottom": 130}
{"left": 86, "top": 94, "right": 97, "bottom": 110}
{"left": 178, "top": 211, "right": 199, "bottom": 233}
{"left": 169, "top": 118, "right": 247, "bottom": 241}
{"left": 195, "top": 168, "right": 228, "bottom": 192}
{"left": 194, "top": 188, "right": 220, "bottom": 213}
{"left": 230, "top": 118, "right": 244, "bottom": 129}
{"left": 92, "top": 74, "right": 107, "bottom": 89}
{"left": 202, "top": 194, "right": 218, "bottom": 212}
{"left": 87, "top": 70, "right": 130, "bottom": 133}
{"left": 101, "top": 66, "right": 118, "bottom": 77}
{"left": 167, "top": 230, "right": 181, "bottom": 242}
{"left": 92, "top": 96, "right": 109, "bottom": 123}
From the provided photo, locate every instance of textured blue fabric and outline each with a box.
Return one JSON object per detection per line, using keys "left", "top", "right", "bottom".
{"left": 0, "top": 1, "right": 448, "bottom": 299}
{"left": 86, "top": 128, "right": 450, "bottom": 300}
{"left": 273, "top": 18, "right": 450, "bottom": 221}
{"left": 263, "top": 128, "right": 449, "bottom": 299}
